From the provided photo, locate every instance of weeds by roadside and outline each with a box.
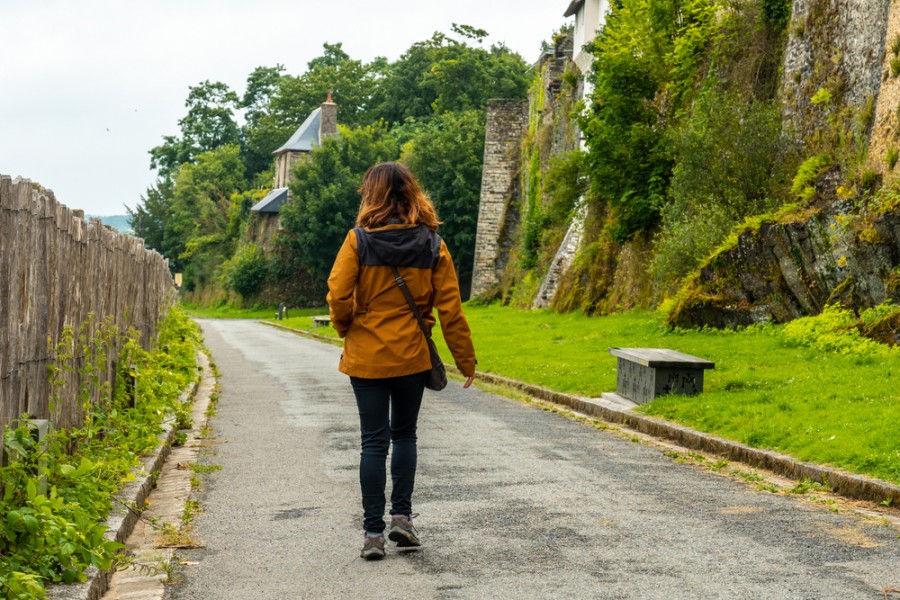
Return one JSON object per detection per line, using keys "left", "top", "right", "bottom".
{"left": 0, "top": 307, "right": 202, "bottom": 598}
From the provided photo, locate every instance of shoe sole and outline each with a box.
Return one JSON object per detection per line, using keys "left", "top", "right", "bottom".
{"left": 360, "top": 548, "right": 385, "bottom": 560}
{"left": 388, "top": 528, "right": 421, "bottom": 547}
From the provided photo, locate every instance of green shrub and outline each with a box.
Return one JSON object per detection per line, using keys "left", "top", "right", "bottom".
{"left": 761, "top": 0, "right": 792, "bottom": 32}
{"left": 651, "top": 204, "right": 735, "bottom": 291}
{"left": 809, "top": 87, "right": 832, "bottom": 105}
{"left": 653, "top": 89, "right": 785, "bottom": 290}
{"left": 542, "top": 151, "right": 586, "bottom": 229}
{"left": 668, "top": 90, "right": 785, "bottom": 219}
{"left": 859, "top": 300, "right": 899, "bottom": 325}
{"left": 223, "top": 244, "right": 269, "bottom": 298}
{"left": 0, "top": 307, "right": 201, "bottom": 597}
{"left": 781, "top": 304, "right": 894, "bottom": 356}
{"left": 860, "top": 169, "right": 880, "bottom": 192}
{"left": 580, "top": 5, "right": 671, "bottom": 242}
{"left": 519, "top": 148, "right": 544, "bottom": 271}
{"left": 504, "top": 271, "right": 542, "bottom": 309}
{"left": 861, "top": 185, "right": 900, "bottom": 216}
{"left": 857, "top": 94, "right": 875, "bottom": 134}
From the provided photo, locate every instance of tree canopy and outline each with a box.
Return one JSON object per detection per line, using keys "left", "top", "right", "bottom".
{"left": 280, "top": 124, "right": 400, "bottom": 282}
{"left": 132, "top": 28, "right": 529, "bottom": 302}
{"left": 400, "top": 110, "right": 486, "bottom": 295}
{"left": 149, "top": 81, "right": 241, "bottom": 180}
{"left": 373, "top": 31, "right": 528, "bottom": 124}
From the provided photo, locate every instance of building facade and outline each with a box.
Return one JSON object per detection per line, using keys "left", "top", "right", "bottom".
{"left": 564, "top": 0, "right": 610, "bottom": 97}
{"left": 247, "top": 95, "right": 338, "bottom": 245}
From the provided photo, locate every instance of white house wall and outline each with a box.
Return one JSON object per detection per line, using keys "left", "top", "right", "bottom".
{"left": 572, "top": 0, "right": 610, "bottom": 76}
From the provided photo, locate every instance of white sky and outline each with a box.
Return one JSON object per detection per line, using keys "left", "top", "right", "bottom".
{"left": 0, "top": 0, "right": 571, "bottom": 216}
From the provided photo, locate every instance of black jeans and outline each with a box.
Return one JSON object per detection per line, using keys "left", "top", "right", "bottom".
{"left": 350, "top": 371, "right": 426, "bottom": 534}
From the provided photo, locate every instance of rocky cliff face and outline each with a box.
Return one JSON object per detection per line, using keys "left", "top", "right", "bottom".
{"left": 669, "top": 200, "right": 900, "bottom": 328}
{"left": 781, "top": 0, "right": 890, "bottom": 147}
{"left": 867, "top": 0, "right": 900, "bottom": 177}
{"left": 670, "top": 0, "right": 900, "bottom": 328}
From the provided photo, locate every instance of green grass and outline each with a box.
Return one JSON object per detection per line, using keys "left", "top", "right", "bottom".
{"left": 181, "top": 303, "right": 329, "bottom": 321}
{"left": 179, "top": 301, "right": 338, "bottom": 335}
{"left": 221, "top": 302, "right": 900, "bottom": 485}
{"left": 180, "top": 302, "right": 279, "bottom": 319}
{"left": 435, "top": 304, "right": 899, "bottom": 484}
{"left": 275, "top": 312, "right": 341, "bottom": 338}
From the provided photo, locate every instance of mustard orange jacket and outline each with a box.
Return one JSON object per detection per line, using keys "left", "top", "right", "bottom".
{"left": 326, "top": 223, "right": 477, "bottom": 379}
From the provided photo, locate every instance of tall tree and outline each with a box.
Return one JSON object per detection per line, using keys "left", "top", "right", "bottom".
{"left": 167, "top": 145, "right": 246, "bottom": 290}
{"left": 373, "top": 27, "right": 529, "bottom": 125}
{"left": 128, "top": 179, "right": 175, "bottom": 261}
{"left": 400, "top": 110, "right": 486, "bottom": 297}
{"left": 149, "top": 81, "right": 241, "bottom": 179}
{"left": 240, "top": 65, "right": 288, "bottom": 178}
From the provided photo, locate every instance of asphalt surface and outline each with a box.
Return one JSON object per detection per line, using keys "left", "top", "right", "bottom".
{"left": 167, "top": 319, "right": 899, "bottom": 600}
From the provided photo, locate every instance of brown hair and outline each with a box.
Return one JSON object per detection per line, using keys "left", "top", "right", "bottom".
{"left": 356, "top": 162, "right": 441, "bottom": 230}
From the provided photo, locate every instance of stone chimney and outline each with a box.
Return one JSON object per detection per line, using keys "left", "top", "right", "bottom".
{"left": 319, "top": 92, "right": 337, "bottom": 139}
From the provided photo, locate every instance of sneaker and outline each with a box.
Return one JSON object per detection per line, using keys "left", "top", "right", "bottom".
{"left": 360, "top": 534, "right": 385, "bottom": 560}
{"left": 388, "top": 514, "right": 421, "bottom": 547}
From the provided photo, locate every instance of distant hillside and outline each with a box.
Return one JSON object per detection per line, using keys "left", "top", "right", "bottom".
{"left": 87, "top": 214, "right": 132, "bottom": 234}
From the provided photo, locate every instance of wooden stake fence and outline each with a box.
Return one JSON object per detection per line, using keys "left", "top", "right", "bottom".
{"left": 0, "top": 174, "right": 173, "bottom": 435}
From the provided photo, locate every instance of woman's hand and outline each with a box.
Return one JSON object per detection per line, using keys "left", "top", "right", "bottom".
{"left": 463, "top": 375, "right": 475, "bottom": 389}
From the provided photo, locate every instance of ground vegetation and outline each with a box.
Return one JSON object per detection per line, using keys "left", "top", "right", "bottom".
{"left": 0, "top": 308, "right": 202, "bottom": 598}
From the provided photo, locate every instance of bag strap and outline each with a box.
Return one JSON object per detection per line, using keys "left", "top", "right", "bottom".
{"left": 388, "top": 266, "right": 432, "bottom": 341}
{"left": 354, "top": 227, "right": 432, "bottom": 340}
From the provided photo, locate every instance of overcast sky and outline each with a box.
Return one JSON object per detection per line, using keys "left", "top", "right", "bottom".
{"left": 0, "top": 0, "right": 571, "bottom": 217}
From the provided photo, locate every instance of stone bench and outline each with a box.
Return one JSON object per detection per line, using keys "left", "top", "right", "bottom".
{"left": 608, "top": 348, "right": 715, "bottom": 405}
{"left": 312, "top": 316, "right": 331, "bottom": 328}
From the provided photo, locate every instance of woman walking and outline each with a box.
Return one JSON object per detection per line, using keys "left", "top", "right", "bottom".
{"left": 327, "top": 162, "right": 477, "bottom": 560}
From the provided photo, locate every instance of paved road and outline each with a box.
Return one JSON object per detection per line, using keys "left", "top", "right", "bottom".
{"left": 167, "top": 320, "right": 899, "bottom": 600}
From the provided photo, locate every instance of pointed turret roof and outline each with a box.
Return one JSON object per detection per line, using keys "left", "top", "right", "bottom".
{"left": 273, "top": 107, "right": 322, "bottom": 154}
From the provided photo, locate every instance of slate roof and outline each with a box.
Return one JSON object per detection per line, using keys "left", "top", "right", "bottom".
{"left": 250, "top": 188, "right": 289, "bottom": 213}
{"left": 273, "top": 108, "right": 322, "bottom": 154}
{"left": 564, "top": 0, "right": 584, "bottom": 17}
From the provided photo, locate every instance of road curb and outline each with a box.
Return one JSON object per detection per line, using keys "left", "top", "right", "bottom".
{"left": 472, "top": 370, "right": 900, "bottom": 505}
{"left": 263, "top": 320, "right": 342, "bottom": 345}
{"left": 46, "top": 354, "right": 204, "bottom": 600}
{"left": 261, "top": 320, "right": 899, "bottom": 505}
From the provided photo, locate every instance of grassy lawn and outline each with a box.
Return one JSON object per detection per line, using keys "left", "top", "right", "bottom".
{"left": 179, "top": 301, "right": 338, "bottom": 333}
{"left": 181, "top": 303, "right": 331, "bottom": 321}
{"left": 196, "top": 301, "right": 900, "bottom": 485}
{"left": 437, "top": 304, "right": 899, "bottom": 485}
{"left": 181, "top": 303, "right": 280, "bottom": 319}
{"left": 277, "top": 312, "right": 342, "bottom": 338}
